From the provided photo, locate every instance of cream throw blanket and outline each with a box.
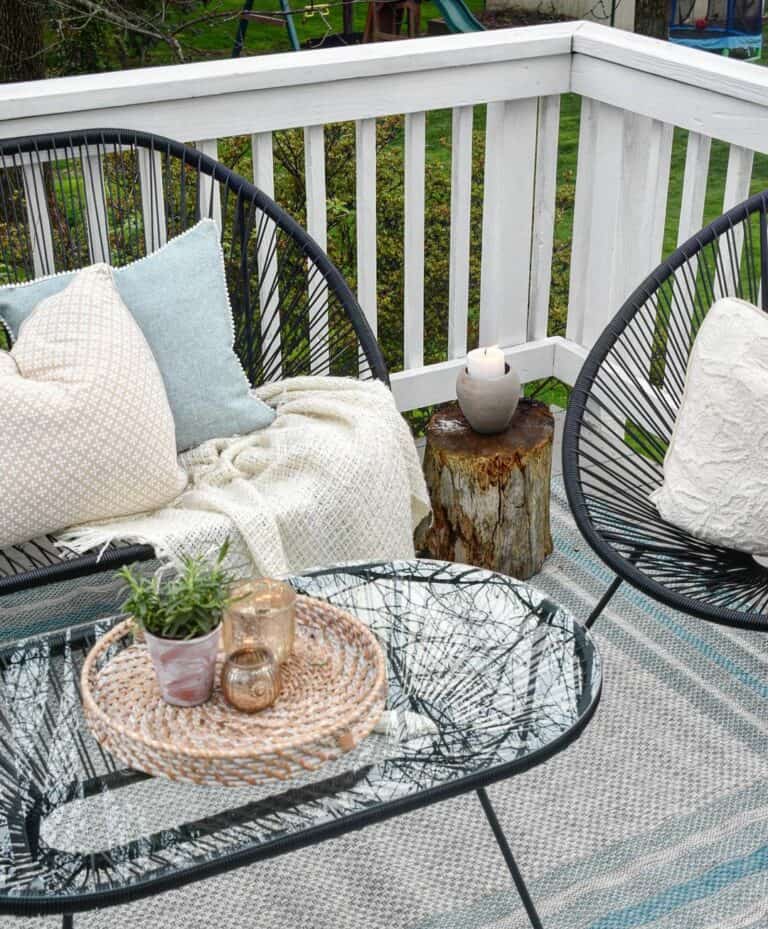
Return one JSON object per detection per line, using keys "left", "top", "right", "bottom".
{"left": 62, "top": 377, "right": 430, "bottom": 578}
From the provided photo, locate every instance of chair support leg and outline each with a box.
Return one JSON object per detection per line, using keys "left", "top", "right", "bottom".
{"left": 585, "top": 575, "right": 622, "bottom": 629}
{"left": 62, "top": 915, "right": 74, "bottom": 929}
{"left": 476, "top": 787, "right": 544, "bottom": 929}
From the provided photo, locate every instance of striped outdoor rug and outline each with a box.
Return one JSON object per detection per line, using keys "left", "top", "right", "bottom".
{"left": 16, "top": 479, "right": 768, "bottom": 929}
{"left": 415, "top": 480, "right": 768, "bottom": 929}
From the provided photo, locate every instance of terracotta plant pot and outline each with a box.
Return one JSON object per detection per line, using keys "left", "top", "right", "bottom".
{"left": 144, "top": 624, "right": 221, "bottom": 707}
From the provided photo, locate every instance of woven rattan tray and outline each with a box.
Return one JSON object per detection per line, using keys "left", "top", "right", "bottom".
{"left": 81, "top": 595, "right": 387, "bottom": 787}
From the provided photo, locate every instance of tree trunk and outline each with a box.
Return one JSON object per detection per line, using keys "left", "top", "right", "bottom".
{"left": 0, "top": 0, "right": 46, "bottom": 84}
{"left": 634, "top": 0, "right": 667, "bottom": 39}
{"left": 417, "top": 400, "right": 554, "bottom": 580}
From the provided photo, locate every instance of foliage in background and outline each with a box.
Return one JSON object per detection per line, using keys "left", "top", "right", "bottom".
{"left": 45, "top": 1, "right": 231, "bottom": 70}
{"left": 119, "top": 541, "right": 234, "bottom": 639}
{"left": 223, "top": 117, "right": 486, "bottom": 373}
{"left": 219, "top": 117, "right": 575, "bottom": 427}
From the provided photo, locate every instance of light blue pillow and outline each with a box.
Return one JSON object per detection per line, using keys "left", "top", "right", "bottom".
{"left": 0, "top": 219, "right": 275, "bottom": 451}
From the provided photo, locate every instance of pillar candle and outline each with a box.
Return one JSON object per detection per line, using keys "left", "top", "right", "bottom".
{"left": 467, "top": 345, "right": 505, "bottom": 379}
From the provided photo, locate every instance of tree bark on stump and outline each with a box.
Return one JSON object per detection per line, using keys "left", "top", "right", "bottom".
{"left": 417, "top": 399, "right": 554, "bottom": 580}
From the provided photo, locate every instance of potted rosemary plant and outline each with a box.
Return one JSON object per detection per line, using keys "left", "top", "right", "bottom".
{"left": 119, "top": 543, "right": 233, "bottom": 707}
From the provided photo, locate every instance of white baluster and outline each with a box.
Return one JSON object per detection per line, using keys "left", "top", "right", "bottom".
{"left": 304, "top": 124, "right": 328, "bottom": 374}
{"left": 81, "top": 152, "right": 110, "bottom": 264}
{"left": 21, "top": 160, "right": 55, "bottom": 277}
{"left": 195, "top": 138, "right": 222, "bottom": 231}
{"left": 448, "top": 105, "right": 473, "bottom": 360}
{"left": 404, "top": 111, "right": 425, "bottom": 370}
{"left": 252, "top": 130, "right": 282, "bottom": 379}
{"left": 528, "top": 95, "right": 560, "bottom": 342}
{"left": 137, "top": 148, "right": 166, "bottom": 253}
{"left": 356, "top": 118, "right": 377, "bottom": 374}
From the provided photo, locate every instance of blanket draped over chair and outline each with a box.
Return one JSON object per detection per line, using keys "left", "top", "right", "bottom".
{"left": 62, "top": 377, "right": 430, "bottom": 579}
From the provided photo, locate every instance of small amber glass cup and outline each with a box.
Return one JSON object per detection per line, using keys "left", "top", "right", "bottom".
{"left": 221, "top": 646, "right": 281, "bottom": 713}
{"left": 223, "top": 578, "right": 296, "bottom": 664}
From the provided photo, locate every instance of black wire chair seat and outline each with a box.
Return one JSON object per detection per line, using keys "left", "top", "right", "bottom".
{"left": 0, "top": 129, "right": 387, "bottom": 599}
{"left": 563, "top": 190, "right": 768, "bottom": 631}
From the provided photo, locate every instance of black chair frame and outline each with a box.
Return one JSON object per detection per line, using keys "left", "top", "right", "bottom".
{"left": 563, "top": 189, "right": 768, "bottom": 631}
{"left": 0, "top": 129, "right": 387, "bottom": 597}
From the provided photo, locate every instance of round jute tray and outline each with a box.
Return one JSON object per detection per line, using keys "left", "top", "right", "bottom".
{"left": 81, "top": 595, "right": 387, "bottom": 787}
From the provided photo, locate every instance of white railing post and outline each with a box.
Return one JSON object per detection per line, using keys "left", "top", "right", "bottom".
{"left": 620, "top": 112, "right": 673, "bottom": 299}
{"left": 479, "top": 97, "right": 537, "bottom": 349}
{"left": 567, "top": 99, "right": 625, "bottom": 349}
{"left": 677, "top": 132, "right": 711, "bottom": 246}
{"left": 528, "top": 94, "right": 560, "bottom": 343}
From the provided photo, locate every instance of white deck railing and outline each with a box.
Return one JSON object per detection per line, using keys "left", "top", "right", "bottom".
{"left": 1, "top": 22, "right": 766, "bottom": 412}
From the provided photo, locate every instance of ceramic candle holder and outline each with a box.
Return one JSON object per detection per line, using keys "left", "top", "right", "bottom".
{"left": 456, "top": 363, "right": 521, "bottom": 435}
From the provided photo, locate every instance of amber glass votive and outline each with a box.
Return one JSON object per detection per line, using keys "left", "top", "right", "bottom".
{"left": 223, "top": 579, "right": 296, "bottom": 664}
{"left": 221, "top": 646, "right": 281, "bottom": 713}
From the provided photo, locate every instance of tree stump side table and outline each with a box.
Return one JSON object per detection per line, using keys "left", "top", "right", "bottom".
{"left": 418, "top": 398, "right": 554, "bottom": 580}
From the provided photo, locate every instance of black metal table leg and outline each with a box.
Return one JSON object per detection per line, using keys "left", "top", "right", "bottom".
{"left": 62, "top": 915, "right": 73, "bottom": 929}
{"left": 585, "top": 575, "right": 622, "bottom": 629}
{"left": 476, "top": 787, "right": 544, "bottom": 929}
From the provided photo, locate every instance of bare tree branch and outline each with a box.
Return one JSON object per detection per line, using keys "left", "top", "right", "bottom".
{"left": 64, "top": 0, "right": 234, "bottom": 68}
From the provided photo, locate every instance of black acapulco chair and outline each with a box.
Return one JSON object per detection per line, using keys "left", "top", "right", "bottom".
{"left": 563, "top": 190, "right": 768, "bottom": 632}
{"left": 0, "top": 129, "right": 387, "bottom": 613}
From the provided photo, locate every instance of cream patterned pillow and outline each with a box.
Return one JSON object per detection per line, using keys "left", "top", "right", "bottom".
{"left": 650, "top": 296, "right": 768, "bottom": 554}
{"left": 0, "top": 264, "right": 186, "bottom": 547}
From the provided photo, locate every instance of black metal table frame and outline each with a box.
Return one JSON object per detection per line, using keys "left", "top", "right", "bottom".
{"left": 2, "top": 673, "right": 601, "bottom": 929}
{"left": 0, "top": 596, "right": 602, "bottom": 929}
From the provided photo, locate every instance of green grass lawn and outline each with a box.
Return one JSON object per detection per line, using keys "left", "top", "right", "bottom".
{"left": 159, "top": 0, "right": 487, "bottom": 58}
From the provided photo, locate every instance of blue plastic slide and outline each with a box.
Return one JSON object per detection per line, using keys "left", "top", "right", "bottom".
{"left": 432, "top": 0, "right": 485, "bottom": 33}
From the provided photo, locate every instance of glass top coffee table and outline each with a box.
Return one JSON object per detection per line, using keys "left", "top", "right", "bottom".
{"left": 0, "top": 560, "right": 601, "bottom": 929}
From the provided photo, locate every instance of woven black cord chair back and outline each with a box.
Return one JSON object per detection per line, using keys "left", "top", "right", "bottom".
{"left": 0, "top": 129, "right": 387, "bottom": 596}
{"left": 0, "top": 129, "right": 386, "bottom": 385}
{"left": 563, "top": 190, "right": 768, "bottom": 629}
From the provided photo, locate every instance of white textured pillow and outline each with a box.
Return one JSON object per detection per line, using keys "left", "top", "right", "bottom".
{"left": 0, "top": 264, "right": 186, "bottom": 547}
{"left": 650, "top": 296, "right": 768, "bottom": 554}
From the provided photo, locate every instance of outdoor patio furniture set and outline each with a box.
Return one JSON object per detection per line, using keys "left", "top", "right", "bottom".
{"left": 0, "top": 123, "right": 766, "bottom": 928}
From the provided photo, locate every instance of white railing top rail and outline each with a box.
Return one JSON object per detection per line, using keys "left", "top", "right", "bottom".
{"left": 0, "top": 22, "right": 766, "bottom": 142}
{"left": 573, "top": 22, "right": 768, "bottom": 106}
{"left": 572, "top": 23, "right": 768, "bottom": 153}
{"left": 0, "top": 25, "right": 573, "bottom": 138}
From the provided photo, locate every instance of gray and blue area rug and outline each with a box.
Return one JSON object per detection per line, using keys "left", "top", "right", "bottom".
{"left": 14, "top": 480, "right": 768, "bottom": 928}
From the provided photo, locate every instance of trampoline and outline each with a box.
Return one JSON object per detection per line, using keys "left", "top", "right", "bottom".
{"left": 669, "top": 0, "right": 763, "bottom": 60}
